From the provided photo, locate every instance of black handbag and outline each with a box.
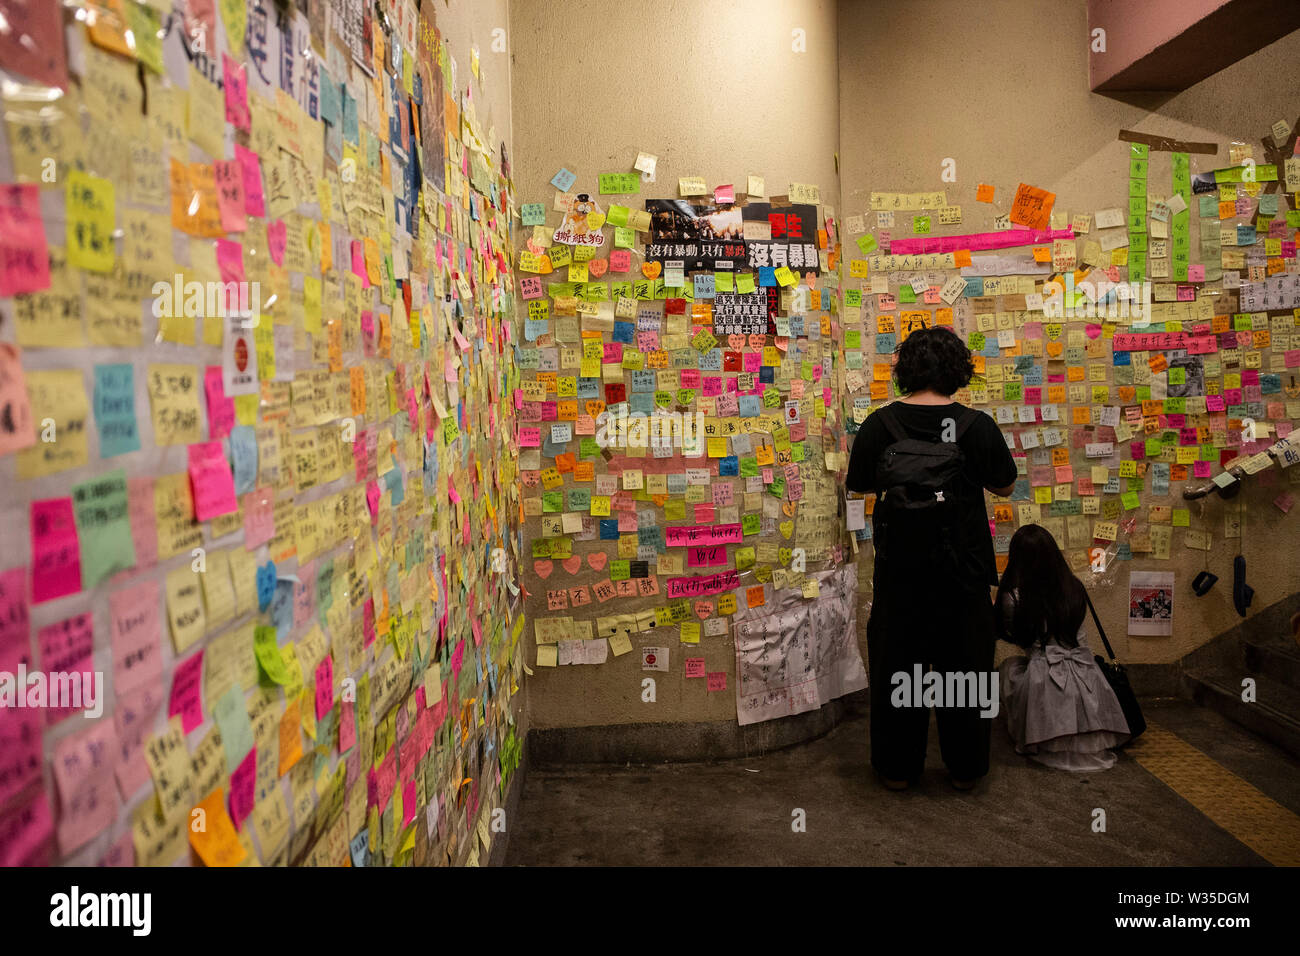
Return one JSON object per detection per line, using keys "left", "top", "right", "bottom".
{"left": 1084, "top": 591, "right": 1146, "bottom": 742}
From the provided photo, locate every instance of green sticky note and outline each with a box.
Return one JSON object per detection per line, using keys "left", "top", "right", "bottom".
{"left": 1172, "top": 509, "right": 1190, "bottom": 527}
{"left": 521, "top": 203, "right": 546, "bottom": 225}
{"left": 213, "top": 685, "right": 254, "bottom": 770}
{"left": 736, "top": 272, "right": 756, "bottom": 294}
{"left": 742, "top": 514, "right": 761, "bottom": 535}
{"left": 610, "top": 560, "right": 630, "bottom": 581}
{"left": 71, "top": 468, "right": 137, "bottom": 589}
{"left": 607, "top": 204, "right": 629, "bottom": 227}
{"left": 599, "top": 172, "right": 639, "bottom": 195}
{"left": 856, "top": 233, "right": 877, "bottom": 255}
{"left": 615, "top": 226, "right": 636, "bottom": 248}
{"left": 541, "top": 491, "right": 563, "bottom": 512}
{"left": 715, "top": 271, "right": 735, "bottom": 293}
{"left": 254, "top": 625, "right": 290, "bottom": 685}
{"left": 1121, "top": 491, "right": 1141, "bottom": 510}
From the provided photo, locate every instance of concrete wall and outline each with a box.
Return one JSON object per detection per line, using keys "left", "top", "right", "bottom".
{"left": 838, "top": 0, "right": 1300, "bottom": 666}
{"left": 508, "top": 0, "right": 842, "bottom": 728}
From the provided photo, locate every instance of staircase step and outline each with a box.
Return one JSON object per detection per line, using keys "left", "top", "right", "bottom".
{"left": 1183, "top": 669, "right": 1300, "bottom": 760}
{"left": 1243, "top": 633, "right": 1300, "bottom": 693}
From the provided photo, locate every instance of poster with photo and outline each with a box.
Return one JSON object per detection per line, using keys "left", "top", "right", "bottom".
{"left": 416, "top": 4, "right": 446, "bottom": 194}
{"left": 645, "top": 200, "right": 746, "bottom": 269}
{"left": 553, "top": 194, "right": 606, "bottom": 247}
{"left": 741, "top": 202, "right": 821, "bottom": 274}
{"left": 1128, "top": 571, "right": 1174, "bottom": 636}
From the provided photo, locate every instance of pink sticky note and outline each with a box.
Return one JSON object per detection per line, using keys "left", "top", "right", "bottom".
{"left": 204, "top": 365, "right": 235, "bottom": 440}
{"left": 706, "top": 671, "right": 727, "bottom": 692}
{"left": 0, "top": 570, "right": 41, "bottom": 807}
{"left": 402, "top": 778, "right": 418, "bottom": 827}
{"left": 51, "top": 720, "right": 118, "bottom": 805}
{"left": 714, "top": 183, "right": 735, "bottom": 204}
{"left": 685, "top": 658, "right": 706, "bottom": 678}
{"left": 339, "top": 699, "right": 356, "bottom": 753}
{"left": 0, "top": 184, "right": 51, "bottom": 296}
{"left": 229, "top": 748, "right": 256, "bottom": 830}
{"left": 366, "top": 480, "right": 381, "bottom": 519}
{"left": 109, "top": 577, "right": 163, "bottom": 697}
{"left": 234, "top": 145, "right": 265, "bottom": 217}
{"left": 222, "top": 53, "right": 250, "bottom": 131}
{"left": 314, "top": 655, "right": 333, "bottom": 720}
{"left": 30, "top": 497, "right": 81, "bottom": 604}
{"left": 187, "top": 441, "right": 238, "bottom": 521}
{"left": 0, "top": 345, "right": 35, "bottom": 456}
{"left": 168, "top": 649, "right": 204, "bottom": 734}
{"left": 37, "top": 613, "right": 94, "bottom": 724}
{"left": 267, "top": 219, "right": 287, "bottom": 266}
{"left": 351, "top": 240, "right": 368, "bottom": 286}
{"left": 214, "top": 163, "right": 247, "bottom": 233}
{"left": 126, "top": 477, "right": 158, "bottom": 571}
{"left": 114, "top": 684, "right": 163, "bottom": 798}
{"left": 0, "top": 789, "right": 53, "bottom": 867}
{"left": 1188, "top": 264, "right": 1205, "bottom": 282}
{"left": 242, "top": 488, "right": 274, "bottom": 549}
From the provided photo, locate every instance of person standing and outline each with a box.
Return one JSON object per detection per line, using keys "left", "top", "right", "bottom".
{"left": 846, "top": 327, "right": 1018, "bottom": 791}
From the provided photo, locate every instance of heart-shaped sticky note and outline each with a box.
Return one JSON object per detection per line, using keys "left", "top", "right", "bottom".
{"left": 779, "top": 547, "right": 792, "bottom": 566}
{"left": 562, "top": 556, "right": 582, "bottom": 575}
{"left": 587, "top": 552, "right": 608, "bottom": 571}
{"left": 587, "top": 257, "right": 608, "bottom": 278}
{"left": 641, "top": 261, "right": 662, "bottom": 279}
{"left": 694, "top": 600, "right": 713, "bottom": 619}
{"left": 533, "top": 560, "right": 553, "bottom": 579}
{"left": 782, "top": 501, "right": 797, "bottom": 517}
{"left": 779, "top": 521, "right": 794, "bottom": 539}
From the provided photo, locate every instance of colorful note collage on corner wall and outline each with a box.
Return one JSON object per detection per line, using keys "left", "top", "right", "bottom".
{"left": 0, "top": 2, "right": 524, "bottom": 867}
{"left": 841, "top": 135, "right": 1300, "bottom": 601}
{"left": 518, "top": 176, "right": 867, "bottom": 724}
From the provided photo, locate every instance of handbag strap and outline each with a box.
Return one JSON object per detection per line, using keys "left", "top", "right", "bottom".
{"left": 1083, "top": 590, "right": 1117, "bottom": 661}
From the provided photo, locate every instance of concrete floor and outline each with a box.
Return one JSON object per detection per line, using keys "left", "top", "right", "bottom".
{"left": 504, "top": 699, "right": 1300, "bottom": 865}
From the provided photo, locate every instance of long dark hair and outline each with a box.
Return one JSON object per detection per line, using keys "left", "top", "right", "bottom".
{"left": 995, "top": 524, "right": 1086, "bottom": 649}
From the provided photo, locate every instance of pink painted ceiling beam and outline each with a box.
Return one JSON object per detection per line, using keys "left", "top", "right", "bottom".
{"left": 1089, "top": 0, "right": 1300, "bottom": 93}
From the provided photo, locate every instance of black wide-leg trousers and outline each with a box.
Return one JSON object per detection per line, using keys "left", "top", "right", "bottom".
{"left": 866, "top": 577, "right": 997, "bottom": 782}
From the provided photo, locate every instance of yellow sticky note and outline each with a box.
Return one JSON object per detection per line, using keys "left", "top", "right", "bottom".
{"left": 17, "top": 369, "right": 90, "bottom": 479}
{"left": 66, "top": 170, "right": 116, "bottom": 273}
{"left": 147, "top": 363, "right": 202, "bottom": 445}
{"left": 165, "top": 565, "right": 207, "bottom": 654}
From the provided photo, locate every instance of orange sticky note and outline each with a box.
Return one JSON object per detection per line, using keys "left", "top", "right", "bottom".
{"left": 278, "top": 698, "right": 303, "bottom": 775}
{"left": 953, "top": 249, "right": 972, "bottom": 268}
{"left": 188, "top": 788, "right": 247, "bottom": 867}
{"left": 1032, "top": 246, "right": 1052, "bottom": 262}
{"left": 1010, "top": 183, "right": 1055, "bottom": 230}
{"left": 976, "top": 184, "right": 995, "bottom": 203}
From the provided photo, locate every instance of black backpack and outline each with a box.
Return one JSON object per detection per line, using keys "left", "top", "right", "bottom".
{"left": 871, "top": 404, "right": 980, "bottom": 576}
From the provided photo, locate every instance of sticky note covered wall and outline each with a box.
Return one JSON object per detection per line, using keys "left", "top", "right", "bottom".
{"left": 841, "top": 153, "right": 1300, "bottom": 633}
{"left": 515, "top": 174, "right": 867, "bottom": 724}
{"left": 0, "top": 0, "right": 525, "bottom": 866}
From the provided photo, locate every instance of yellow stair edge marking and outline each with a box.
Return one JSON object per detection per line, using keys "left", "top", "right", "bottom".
{"left": 1129, "top": 722, "right": 1300, "bottom": 866}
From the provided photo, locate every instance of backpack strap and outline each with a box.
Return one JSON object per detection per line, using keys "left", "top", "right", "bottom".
{"left": 952, "top": 406, "right": 982, "bottom": 441}
{"left": 875, "top": 403, "right": 910, "bottom": 444}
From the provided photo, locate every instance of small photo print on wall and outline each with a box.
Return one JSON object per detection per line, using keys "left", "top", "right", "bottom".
{"left": 1128, "top": 571, "right": 1175, "bottom": 636}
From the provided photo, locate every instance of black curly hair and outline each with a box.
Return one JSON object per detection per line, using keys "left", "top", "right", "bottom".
{"left": 893, "top": 326, "right": 975, "bottom": 397}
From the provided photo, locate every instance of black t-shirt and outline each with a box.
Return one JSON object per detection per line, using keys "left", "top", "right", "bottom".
{"left": 846, "top": 402, "right": 1018, "bottom": 587}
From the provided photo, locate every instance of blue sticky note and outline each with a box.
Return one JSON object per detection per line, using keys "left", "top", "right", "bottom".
{"left": 342, "top": 87, "right": 359, "bottom": 144}
{"left": 230, "top": 425, "right": 258, "bottom": 496}
{"left": 551, "top": 168, "right": 577, "bottom": 191}
{"left": 271, "top": 579, "right": 295, "bottom": 634}
{"left": 599, "top": 519, "right": 619, "bottom": 540}
{"left": 521, "top": 203, "right": 545, "bottom": 225}
{"left": 719, "top": 456, "right": 738, "bottom": 476}
{"left": 319, "top": 71, "right": 340, "bottom": 126}
{"left": 256, "top": 562, "right": 276, "bottom": 612}
{"left": 93, "top": 364, "right": 140, "bottom": 457}
{"left": 758, "top": 267, "right": 776, "bottom": 287}
{"left": 693, "top": 274, "right": 716, "bottom": 299}
{"left": 612, "top": 321, "right": 634, "bottom": 343}
{"left": 350, "top": 829, "right": 370, "bottom": 868}
{"left": 385, "top": 467, "right": 405, "bottom": 506}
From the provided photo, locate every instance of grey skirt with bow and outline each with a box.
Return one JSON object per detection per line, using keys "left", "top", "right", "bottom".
{"left": 999, "top": 630, "right": 1132, "bottom": 771}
